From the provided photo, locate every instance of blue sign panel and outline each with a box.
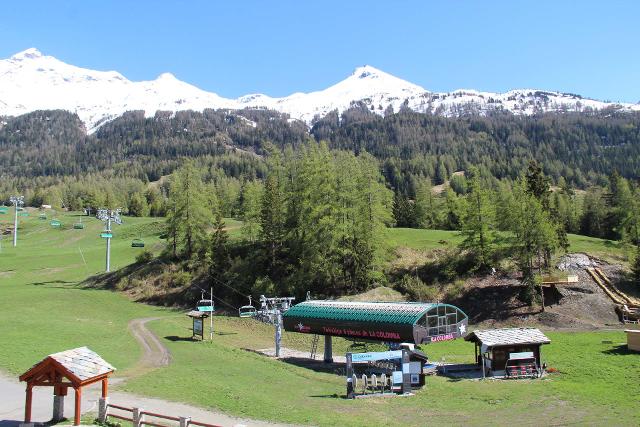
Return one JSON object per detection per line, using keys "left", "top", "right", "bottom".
{"left": 351, "top": 350, "right": 403, "bottom": 363}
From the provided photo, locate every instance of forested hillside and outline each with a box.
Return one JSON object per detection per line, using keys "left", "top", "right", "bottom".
{"left": 1, "top": 107, "right": 640, "bottom": 242}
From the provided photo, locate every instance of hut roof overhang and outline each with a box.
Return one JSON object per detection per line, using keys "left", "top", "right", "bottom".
{"left": 19, "top": 346, "right": 116, "bottom": 386}
{"left": 464, "top": 328, "right": 551, "bottom": 347}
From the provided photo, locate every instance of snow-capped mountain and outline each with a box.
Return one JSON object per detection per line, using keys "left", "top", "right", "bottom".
{"left": 1, "top": 48, "right": 638, "bottom": 133}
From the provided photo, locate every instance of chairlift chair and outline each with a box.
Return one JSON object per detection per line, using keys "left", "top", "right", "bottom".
{"left": 39, "top": 213, "right": 47, "bottom": 220}
{"left": 196, "top": 299, "right": 215, "bottom": 313}
{"left": 50, "top": 219, "right": 61, "bottom": 227}
{"left": 239, "top": 296, "right": 257, "bottom": 318}
{"left": 131, "top": 238, "right": 145, "bottom": 248}
{"left": 18, "top": 211, "right": 29, "bottom": 217}
{"left": 0, "top": 207, "right": 7, "bottom": 214}
{"left": 73, "top": 219, "right": 85, "bottom": 229}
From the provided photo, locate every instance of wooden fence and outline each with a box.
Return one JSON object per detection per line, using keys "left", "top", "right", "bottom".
{"left": 99, "top": 398, "right": 222, "bottom": 427}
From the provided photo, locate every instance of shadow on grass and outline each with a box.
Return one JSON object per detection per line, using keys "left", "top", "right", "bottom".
{"left": 27, "top": 280, "right": 74, "bottom": 286}
{"left": 165, "top": 335, "right": 196, "bottom": 342}
{"left": 309, "top": 394, "right": 342, "bottom": 399}
{"left": 601, "top": 345, "right": 634, "bottom": 355}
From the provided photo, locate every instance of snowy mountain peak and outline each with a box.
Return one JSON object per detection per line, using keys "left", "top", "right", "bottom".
{"left": 10, "top": 47, "right": 44, "bottom": 61}
{"left": 1, "top": 48, "right": 639, "bottom": 133}
{"left": 156, "top": 72, "right": 178, "bottom": 81}
{"left": 353, "top": 65, "right": 384, "bottom": 79}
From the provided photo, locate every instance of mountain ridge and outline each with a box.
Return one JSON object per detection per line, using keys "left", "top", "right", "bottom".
{"left": 1, "top": 48, "right": 639, "bottom": 133}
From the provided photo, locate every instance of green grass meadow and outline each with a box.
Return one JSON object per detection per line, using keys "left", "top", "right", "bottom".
{"left": 0, "top": 211, "right": 638, "bottom": 425}
{"left": 0, "top": 209, "right": 169, "bottom": 373}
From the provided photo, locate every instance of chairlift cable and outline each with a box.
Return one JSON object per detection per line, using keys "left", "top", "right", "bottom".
{"left": 209, "top": 275, "right": 250, "bottom": 299}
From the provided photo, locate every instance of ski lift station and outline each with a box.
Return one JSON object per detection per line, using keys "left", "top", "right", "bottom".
{"left": 283, "top": 301, "right": 468, "bottom": 362}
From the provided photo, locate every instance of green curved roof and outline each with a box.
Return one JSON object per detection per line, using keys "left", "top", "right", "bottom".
{"left": 283, "top": 301, "right": 438, "bottom": 325}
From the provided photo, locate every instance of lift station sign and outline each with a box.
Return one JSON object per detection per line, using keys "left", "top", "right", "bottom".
{"left": 351, "top": 350, "right": 403, "bottom": 362}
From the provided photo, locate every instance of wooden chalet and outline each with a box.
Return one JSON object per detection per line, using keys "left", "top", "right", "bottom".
{"left": 465, "top": 328, "right": 550, "bottom": 377}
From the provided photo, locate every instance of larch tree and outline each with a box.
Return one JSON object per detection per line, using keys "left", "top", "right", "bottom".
{"left": 459, "top": 168, "right": 495, "bottom": 270}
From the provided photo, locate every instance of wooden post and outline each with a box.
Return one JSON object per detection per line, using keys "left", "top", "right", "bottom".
{"left": 74, "top": 387, "right": 82, "bottom": 426}
{"left": 481, "top": 354, "right": 486, "bottom": 380}
{"left": 101, "top": 378, "right": 108, "bottom": 398}
{"left": 474, "top": 343, "right": 478, "bottom": 365}
{"left": 24, "top": 384, "right": 33, "bottom": 422}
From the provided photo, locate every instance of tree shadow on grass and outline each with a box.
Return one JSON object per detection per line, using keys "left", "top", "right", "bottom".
{"left": 27, "top": 280, "right": 74, "bottom": 286}
{"left": 601, "top": 345, "right": 634, "bottom": 355}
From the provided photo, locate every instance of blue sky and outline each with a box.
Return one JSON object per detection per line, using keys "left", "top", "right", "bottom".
{"left": 1, "top": 1, "right": 639, "bottom": 102}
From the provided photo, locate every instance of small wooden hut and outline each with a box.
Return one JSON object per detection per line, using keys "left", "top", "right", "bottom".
{"left": 19, "top": 346, "right": 115, "bottom": 425}
{"left": 465, "top": 328, "right": 550, "bottom": 377}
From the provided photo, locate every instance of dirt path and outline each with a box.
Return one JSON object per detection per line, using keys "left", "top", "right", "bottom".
{"left": 125, "top": 317, "right": 171, "bottom": 377}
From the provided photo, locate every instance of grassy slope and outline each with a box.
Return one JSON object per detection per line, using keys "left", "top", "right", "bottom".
{"left": 122, "top": 317, "right": 639, "bottom": 426}
{"left": 0, "top": 210, "right": 169, "bottom": 374}
{"left": 1, "top": 215, "right": 637, "bottom": 425}
{"left": 387, "top": 227, "right": 629, "bottom": 261}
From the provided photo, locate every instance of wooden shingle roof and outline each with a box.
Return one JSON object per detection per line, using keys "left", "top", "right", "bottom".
{"left": 48, "top": 346, "right": 115, "bottom": 380}
{"left": 20, "top": 346, "right": 115, "bottom": 385}
{"left": 464, "top": 328, "right": 551, "bottom": 346}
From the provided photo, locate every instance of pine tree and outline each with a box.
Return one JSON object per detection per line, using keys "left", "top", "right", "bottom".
{"left": 240, "top": 180, "right": 263, "bottom": 243}
{"left": 259, "top": 174, "right": 287, "bottom": 277}
{"left": 508, "top": 178, "right": 559, "bottom": 303}
{"left": 414, "top": 178, "right": 437, "bottom": 228}
{"left": 165, "top": 162, "right": 213, "bottom": 260}
{"left": 459, "top": 168, "right": 495, "bottom": 269}
{"left": 128, "top": 191, "right": 149, "bottom": 217}
{"left": 525, "top": 160, "right": 551, "bottom": 211}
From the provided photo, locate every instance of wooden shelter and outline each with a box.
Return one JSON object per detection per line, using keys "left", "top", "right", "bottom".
{"left": 465, "top": 328, "right": 550, "bottom": 377}
{"left": 187, "top": 310, "right": 209, "bottom": 340}
{"left": 19, "top": 346, "right": 115, "bottom": 425}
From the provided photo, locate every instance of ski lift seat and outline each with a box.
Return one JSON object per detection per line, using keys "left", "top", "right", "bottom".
{"left": 197, "top": 299, "right": 215, "bottom": 312}
{"left": 50, "top": 220, "right": 61, "bottom": 227}
{"left": 73, "top": 222, "right": 85, "bottom": 229}
{"left": 239, "top": 306, "right": 257, "bottom": 318}
{"left": 131, "top": 238, "right": 145, "bottom": 247}
{"left": 39, "top": 213, "right": 47, "bottom": 220}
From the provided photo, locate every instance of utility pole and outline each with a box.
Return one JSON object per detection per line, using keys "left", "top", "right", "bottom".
{"left": 97, "top": 208, "right": 122, "bottom": 272}
{"left": 9, "top": 195, "right": 24, "bottom": 247}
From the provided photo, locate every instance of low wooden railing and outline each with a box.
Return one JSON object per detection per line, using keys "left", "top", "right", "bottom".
{"left": 102, "top": 399, "right": 222, "bottom": 427}
{"left": 106, "top": 403, "right": 134, "bottom": 423}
